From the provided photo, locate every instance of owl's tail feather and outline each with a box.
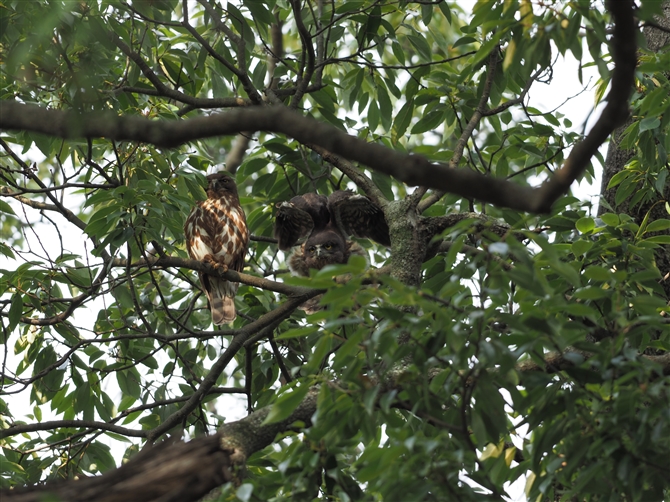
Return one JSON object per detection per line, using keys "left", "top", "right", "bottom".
{"left": 210, "top": 295, "right": 236, "bottom": 325}
{"left": 208, "top": 279, "right": 238, "bottom": 325}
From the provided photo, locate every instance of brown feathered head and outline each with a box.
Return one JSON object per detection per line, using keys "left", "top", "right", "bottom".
{"left": 303, "top": 229, "right": 347, "bottom": 270}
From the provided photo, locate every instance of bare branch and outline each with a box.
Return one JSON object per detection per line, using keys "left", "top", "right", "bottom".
{"left": 111, "top": 256, "right": 318, "bottom": 297}
{"left": 0, "top": 420, "right": 147, "bottom": 440}
{"left": 516, "top": 348, "right": 670, "bottom": 376}
{"left": 289, "top": 0, "right": 316, "bottom": 108}
{"left": 224, "top": 132, "right": 253, "bottom": 173}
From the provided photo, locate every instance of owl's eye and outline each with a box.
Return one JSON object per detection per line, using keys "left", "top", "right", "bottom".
{"left": 324, "top": 243, "right": 332, "bottom": 250}
{"left": 308, "top": 246, "right": 316, "bottom": 253}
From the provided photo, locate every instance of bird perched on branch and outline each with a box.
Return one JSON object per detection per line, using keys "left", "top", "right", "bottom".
{"left": 184, "top": 172, "right": 248, "bottom": 324}
{"left": 273, "top": 190, "right": 390, "bottom": 277}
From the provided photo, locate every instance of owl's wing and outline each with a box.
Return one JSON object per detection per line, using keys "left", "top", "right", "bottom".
{"left": 329, "top": 191, "right": 391, "bottom": 247}
{"left": 274, "top": 200, "right": 315, "bottom": 251}
{"left": 296, "top": 193, "right": 330, "bottom": 228}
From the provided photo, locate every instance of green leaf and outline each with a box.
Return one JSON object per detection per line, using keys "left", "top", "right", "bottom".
{"left": 391, "top": 40, "right": 405, "bottom": 65}
{"left": 274, "top": 326, "right": 319, "bottom": 340}
{"left": 411, "top": 109, "right": 444, "bottom": 134}
{"left": 571, "top": 240, "right": 593, "bottom": 257}
{"left": 263, "top": 383, "right": 311, "bottom": 425}
{"left": 599, "top": 213, "right": 619, "bottom": 227}
{"left": 0, "top": 199, "right": 17, "bottom": 215}
{"left": 243, "top": 0, "right": 275, "bottom": 25}
{"left": 0, "top": 242, "right": 15, "bottom": 259}
{"left": 642, "top": 235, "right": 670, "bottom": 244}
{"left": 368, "top": 98, "right": 380, "bottom": 132}
{"left": 644, "top": 219, "right": 670, "bottom": 233}
{"left": 575, "top": 217, "right": 595, "bottom": 233}
{"left": 371, "top": 171, "right": 394, "bottom": 201}
{"left": 376, "top": 82, "right": 393, "bottom": 131}
{"left": 584, "top": 267, "right": 611, "bottom": 282}
{"left": 639, "top": 117, "right": 660, "bottom": 132}
{"left": 392, "top": 98, "right": 414, "bottom": 141}
{"left": 407, "top": 34, "right": 432, "bottom": 61}
{"left": 453, "top": 36, "right": 477, "bottom": 48}
{"left": 438, "top": 2, "right": 452, "bottom": 23}
{"left": 573, "top": 286, "right": 609, "bottom": 300}
{"left": 8, "top": 293, "right": 23, "bottom": 331}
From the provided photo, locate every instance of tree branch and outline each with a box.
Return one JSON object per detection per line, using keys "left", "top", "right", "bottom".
{"left": 6, "top": 336, "right": 666, "bottom": 502}
{"left": 110, "top": 32, "right": 248, "bottom": 109}
{"left": 145, "top": 294, "right": 319, "bottom": 443}
{"left": 0, "top": 0, "right": 636, "bottom": 215}
{"left": 111, "top": 256, "right": 318, "bottom": 297}
{"left": 289, "top": 0, "right": 316, "bottom": 108}
{"left": 306, "top": 143, "right": 387, "bottom": 207}
{"left": 2, "top": 386, "right": 320, "bottom": 502}
{"left": 0, "top": 101, "right": 552, "bottom": 213}
{"left": 0, "top": 420, "right": 147, "bottom": 440}
{"left": 516, "top": 348, "right": 670, "bottom": 376}
{"left": 415, "top": 48, "right": 499, "bottom": 210}
{"left": 531, "top": 0, "right": 636, "bottom": 211}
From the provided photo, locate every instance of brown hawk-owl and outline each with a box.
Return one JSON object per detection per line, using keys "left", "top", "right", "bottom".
{"left": 273, "top": 190, "right": 390, "bottom": 277}
{"left": 184, "top": 172, "right": 248, "bottom": 325}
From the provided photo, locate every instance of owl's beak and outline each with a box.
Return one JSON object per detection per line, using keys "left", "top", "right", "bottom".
{"left": 314, "top": 245, "right": 321, "bottom": 256}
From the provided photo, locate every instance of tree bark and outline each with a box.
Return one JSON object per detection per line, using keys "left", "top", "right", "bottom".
{"left": 2, "top": 390, "right": 319, "bottom": 502}
{"left": 599, "top": 1, "right": 670, "bottom": 299}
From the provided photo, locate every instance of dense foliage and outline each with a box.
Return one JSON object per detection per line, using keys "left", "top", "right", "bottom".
{"left": 1, "top": 1, "right": 669, "bottom": 501}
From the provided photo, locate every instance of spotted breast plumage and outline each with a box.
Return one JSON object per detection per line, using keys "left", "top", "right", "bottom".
{"left": 184, "top": 172, "right": 248, "bottom": 325}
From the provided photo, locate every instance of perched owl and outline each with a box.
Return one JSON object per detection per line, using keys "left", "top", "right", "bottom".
{"left": 184, "top": 172, "right": 249, "bottom": 324}
{"left": 273, "top": 190, "right": 390, "bottom": 277}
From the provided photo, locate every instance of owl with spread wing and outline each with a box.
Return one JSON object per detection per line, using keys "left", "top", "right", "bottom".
{"left": 184, "top": 172, "right": 249, "bottom": 325}
{"left": 273, "top": 190, "right": 390, "bottom": 277}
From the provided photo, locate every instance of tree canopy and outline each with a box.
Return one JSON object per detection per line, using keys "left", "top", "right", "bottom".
{"left": 1, "top": 1, "right": 670, "bottom": 501}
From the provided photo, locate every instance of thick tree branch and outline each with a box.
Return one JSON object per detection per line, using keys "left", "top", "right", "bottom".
{"left": 0, "top": 101, "right": 553, "bottom": 212}
{"left": 3, "top": 434, "right": 234, "bottom": 502}
{"left": 0, "top": 2, "right": 637, "bottom": 214}
{"left": 532, "top": 0, "right": 636, "bottom": 211}
{"left": 2, "top": 386, "right": 320, "bottom": 502}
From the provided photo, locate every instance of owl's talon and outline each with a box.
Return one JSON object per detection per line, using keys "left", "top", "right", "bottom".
{"left": 201, "top": 255, "right": 229, "bottom": 273}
